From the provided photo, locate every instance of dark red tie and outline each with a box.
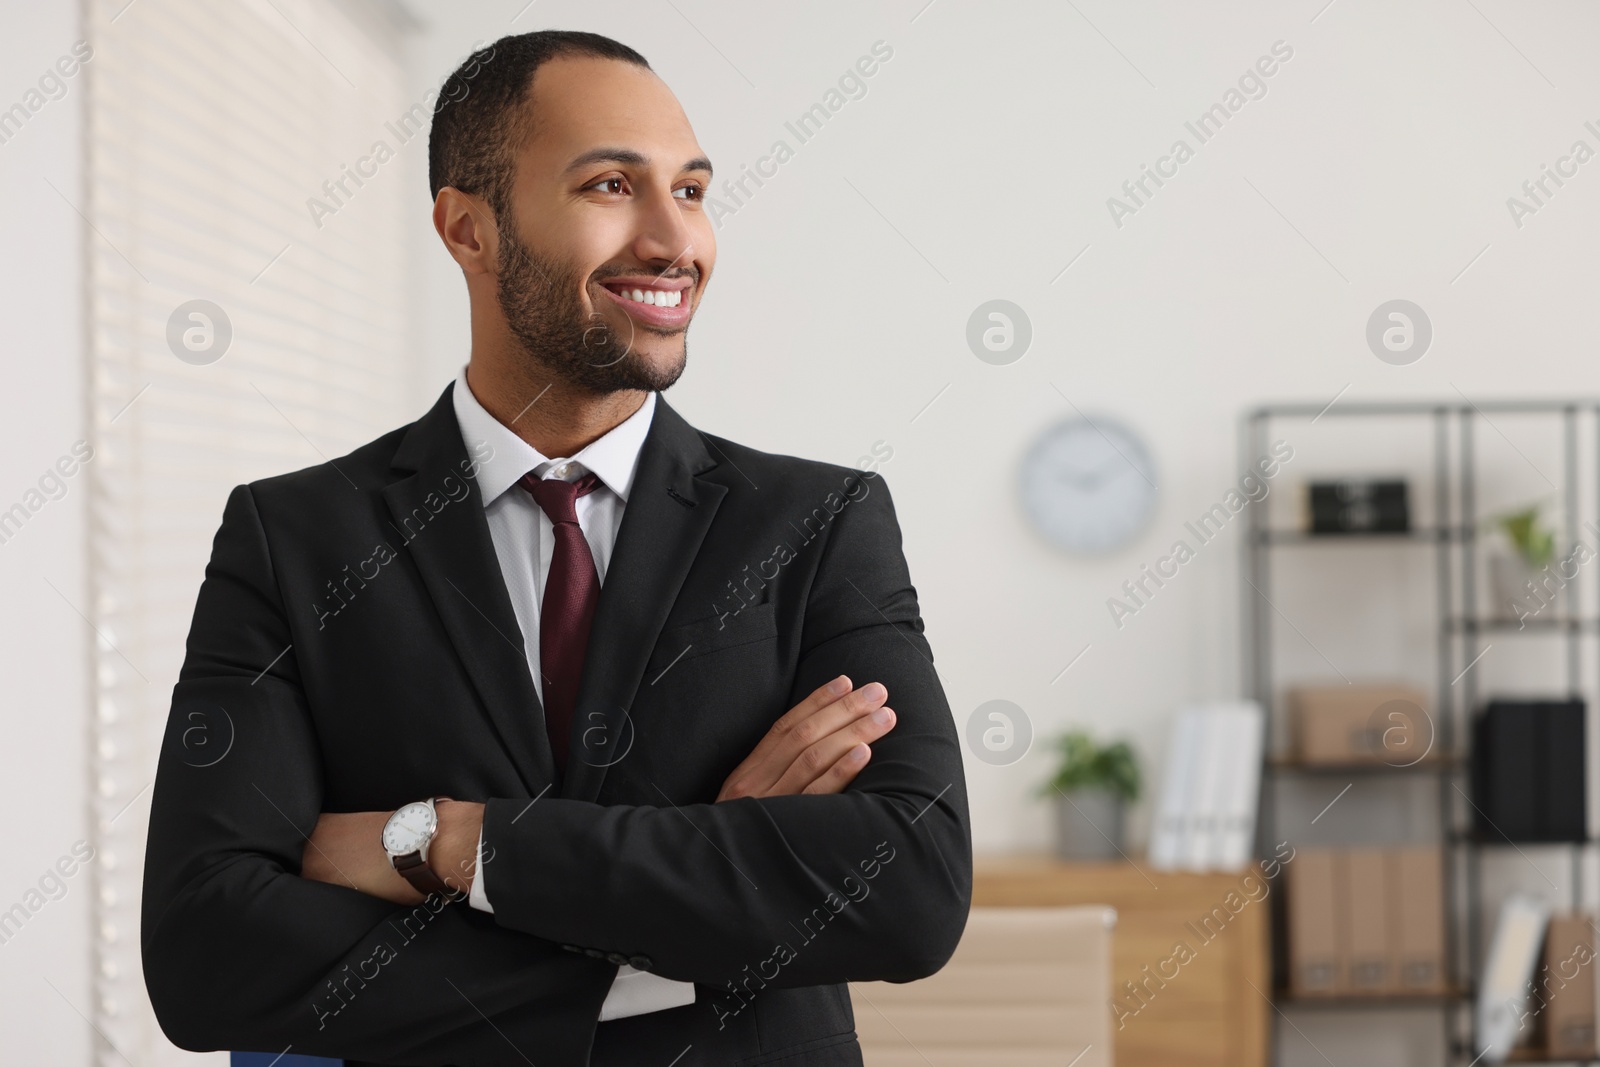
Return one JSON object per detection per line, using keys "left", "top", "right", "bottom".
{"left": 519, "top": 469, "right": 603, "bottom": 776}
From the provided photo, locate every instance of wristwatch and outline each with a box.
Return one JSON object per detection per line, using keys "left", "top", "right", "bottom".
{"left": 381, "top": 796, "right": 454, "bottom": 897}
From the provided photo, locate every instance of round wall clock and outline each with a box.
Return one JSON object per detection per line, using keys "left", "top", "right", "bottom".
{"left": 1019, "top": 415, "right": 1158, "bottom": 554}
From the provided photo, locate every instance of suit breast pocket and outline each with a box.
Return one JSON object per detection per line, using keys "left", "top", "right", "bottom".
{"left": 644, "top": 600, "right": 779, "bottom": 679}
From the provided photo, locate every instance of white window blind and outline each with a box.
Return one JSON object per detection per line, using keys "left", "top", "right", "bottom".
{"left": 84, "top": 0, "right": 418, "bottom": 1061}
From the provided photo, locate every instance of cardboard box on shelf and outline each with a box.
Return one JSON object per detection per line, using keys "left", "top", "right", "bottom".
{"left": 1289, "top": 684, "right": 1433, "bottom": 766}
{"left": 1540, "top": 914, "right": 1598, "bottom": 1058}
{"left": 1390, "top": 846, "right": 1447, "bottom": 994}
{"left": 1345, "top": 848, "right": 1393, "bottom": 993}
{"left": 1289, "top": 846, "right": 1450, "bottom": 1001}
{"left": 1287, "top": 848, "right": 1343, "bottom": 995}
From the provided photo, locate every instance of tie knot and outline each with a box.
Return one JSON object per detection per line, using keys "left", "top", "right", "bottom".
{"left": 519, "top": 469, "right": 602, "bottom": 524}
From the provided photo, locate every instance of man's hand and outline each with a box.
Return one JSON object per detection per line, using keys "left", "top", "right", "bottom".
{"left": 302, "top": 801, "right": 484, "bottom": 904}
{"left": 716, "top": 676, "right": 896, "bottom": 802}
{"left": 301, "top": 678, "right": 891, "bottom": 903}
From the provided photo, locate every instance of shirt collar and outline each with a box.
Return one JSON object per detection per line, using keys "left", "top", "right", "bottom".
{"left": 452, "top": 365, "right": 657, "bottom": 508}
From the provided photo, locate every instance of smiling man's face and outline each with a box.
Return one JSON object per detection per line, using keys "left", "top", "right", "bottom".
{"left": 493, "top": 55, "right": 715, "bottom": 395}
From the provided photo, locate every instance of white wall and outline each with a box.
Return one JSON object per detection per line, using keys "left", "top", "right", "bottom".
{"left": 0, "top": 3, "right": 93, "bottom": 1064}
{"left": 399, "top": 0, "right": 1600, "bottom": 846}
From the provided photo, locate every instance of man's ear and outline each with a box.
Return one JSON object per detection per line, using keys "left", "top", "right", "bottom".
{"left": 432, "top": 187, "right": 499, "bottom": 276}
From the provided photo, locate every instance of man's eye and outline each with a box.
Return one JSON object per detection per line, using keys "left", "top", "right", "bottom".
{"left": 589, "top": 177, "right": 625, "bottom": 194}
{"left": 674, "top": 185, "right": 704, "bottom": 201}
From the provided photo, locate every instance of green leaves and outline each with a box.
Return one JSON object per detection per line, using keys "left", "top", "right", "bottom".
{"left": 1041, "top": 730, "right": 1141, "bottom": 802}
{"left": 1498, "top": 505, "right": 1556, "bottom": 570}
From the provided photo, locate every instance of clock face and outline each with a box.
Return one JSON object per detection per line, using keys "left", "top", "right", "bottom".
{"left": 1019, "top": 415, "right": 1158, "bottom": 554}
{"left": 382, "top": 801, "right": 436, "bottom": 854}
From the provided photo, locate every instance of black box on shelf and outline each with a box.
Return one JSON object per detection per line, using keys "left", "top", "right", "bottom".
{"left": 1306, "top": 479, "right": 1410, "bottom": 534}
{"left": 1471, "top": 699, "right": 1587, "bottom": 843}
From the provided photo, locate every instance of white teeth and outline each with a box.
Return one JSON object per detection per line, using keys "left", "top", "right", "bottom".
{"left": 614, "top": 287, "right": 681, "bottom": 307}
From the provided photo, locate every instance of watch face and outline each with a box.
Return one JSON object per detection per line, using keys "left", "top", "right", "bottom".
{"left": 1019, "top": 414, "right": 1158, "bottom": 554}
{"left": 382, "top": 801, "right": 436, "bottom": 855}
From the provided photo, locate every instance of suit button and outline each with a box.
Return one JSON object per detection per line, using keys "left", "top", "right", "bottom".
{"left": 583, "top": 948, "right": 605, "bottom": 959}
{"left": 605, "top": 952, "right": 630, "bottom": 966}
{"left": 629, "top": 955, "right": 653, "bottom": 971}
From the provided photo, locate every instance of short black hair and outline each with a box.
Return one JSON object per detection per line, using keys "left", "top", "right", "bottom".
{"left": 428, "top": 31, "right": 651, "bottom": 221}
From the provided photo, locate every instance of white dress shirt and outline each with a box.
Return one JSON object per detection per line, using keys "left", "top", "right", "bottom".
{"left": 451, "top": 366, "right": 694, "bottom": 1021}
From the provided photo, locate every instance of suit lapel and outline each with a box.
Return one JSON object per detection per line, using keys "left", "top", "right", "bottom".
{"left": 383, "top": 385, "right": 554, "bottom": 795}
{"left": 563, "top": 398, "right": 727, "bottom": 801}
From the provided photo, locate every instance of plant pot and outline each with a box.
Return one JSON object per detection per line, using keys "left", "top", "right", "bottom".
{"left": 1053, "top": 788, "right": 1126, "bottom": 861}
{"left": 1488, "top": 552, "right": 1560, "bottom": 623}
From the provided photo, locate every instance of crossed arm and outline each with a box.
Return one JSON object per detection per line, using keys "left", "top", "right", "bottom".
{"left": 301, "top": 676, "right": 903, "bottom": 906}
{"left": 141, "top": 477, "right": 971, "bottom": 1061}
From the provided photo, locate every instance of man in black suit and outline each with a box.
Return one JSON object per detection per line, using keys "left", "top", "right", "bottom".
{"left": 142, "top": 30, "right": 970, "bottom": 1067}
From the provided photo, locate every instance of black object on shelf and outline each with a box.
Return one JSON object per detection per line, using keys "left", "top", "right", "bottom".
{"left": 1307, "top": 478, "right": 1410, "bottom": 534}
{"left": 1471, "top": 698, "right": 1587, "bottom": 843}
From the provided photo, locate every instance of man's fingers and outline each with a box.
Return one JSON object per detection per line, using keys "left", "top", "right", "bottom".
{"left": 716, "top": 679, "right": 895, "bottom": 801}
{"left": 802, "top": 742, "right": 874, "bottom": 795}
{"left": 726, "top": 676, "right": 850, "bottom": 776}
{"left": 771, "top": 682, "right": 887, "bottom": 761}
{"left": 765, "top": 682, "right": 887, "bottom": 784}
{"left": 769, "top": 676, "right": 855, "bottom": 744}
{"left": 719, "top": 676, "right": 879, "bottom": 799}
{"left": 772, "top": 704, "right": 896, "bottom": 796}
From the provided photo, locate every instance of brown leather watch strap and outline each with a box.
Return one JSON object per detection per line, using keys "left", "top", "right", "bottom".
{"left": 392, "top": 849, "right": 452, "bottom": 896}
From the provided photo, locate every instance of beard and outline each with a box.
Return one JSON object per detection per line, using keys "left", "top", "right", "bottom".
{"left": 494, "top": 224, "right": 687, "bottom": 395}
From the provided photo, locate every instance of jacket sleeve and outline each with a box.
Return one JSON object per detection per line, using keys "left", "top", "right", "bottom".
{"left": 141, "top": 484, "right": 612, "bottom": 1065}
{"left": 478, "top": 472, "right": 973, "bottom": 990}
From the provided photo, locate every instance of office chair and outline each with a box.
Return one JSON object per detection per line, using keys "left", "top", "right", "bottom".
{"left": 850, "top": 904, "right": 1118, "bottom": 1067}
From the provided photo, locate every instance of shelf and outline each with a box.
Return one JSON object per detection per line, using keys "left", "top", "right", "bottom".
{"left": 1503, "top": 1047, "right": 1600, "bottom": 1063}
{"left": 1267, "top": 757, "right": 1461, "bottom": 775}
{"left": 1250, "top": 400, "right": 1600, "bottom": 419}
{"left": 1446, "top": 616, "right": 1600, "bottom": 633}
{"left": 1253, "top": 528, "right": 1458, "bottom": 545}
{"left": 1448, "top": 832, "right": 1593, "bottom": 847}
{"left": 1450, "top": 1039, "right": 1597, "bottom": 1062}
{"left": 1276, "top": 987, "right": 1466, "bottom": 1010}
{"left": 1245, "top": 401, "right": 1600, "bottom": 1067}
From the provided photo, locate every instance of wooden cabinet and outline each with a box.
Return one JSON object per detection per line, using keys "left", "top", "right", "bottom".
{"left": 973, "top": 855, "right": 1271, "bottom": 1067}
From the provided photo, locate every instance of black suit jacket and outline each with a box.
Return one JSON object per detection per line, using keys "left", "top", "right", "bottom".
{"left": 141, "top": 384, "right": 972, "bottom": 1066}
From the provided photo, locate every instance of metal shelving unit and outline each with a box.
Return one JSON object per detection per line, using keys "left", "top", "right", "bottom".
{"left": 1242, "top": 400, "right": 1600, "bottom": 1066}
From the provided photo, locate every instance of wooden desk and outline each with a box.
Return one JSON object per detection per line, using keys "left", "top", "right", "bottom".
{"left": 974, "top": 855, "right": 1271, "bottom": 1067}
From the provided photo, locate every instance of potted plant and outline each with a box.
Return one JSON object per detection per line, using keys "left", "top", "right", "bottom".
{"left": 1039, "top": 731, "right": 1141, "bottom": 861}
{"left": 1487, "top": 504, "right": 1559, "bottom": 622}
